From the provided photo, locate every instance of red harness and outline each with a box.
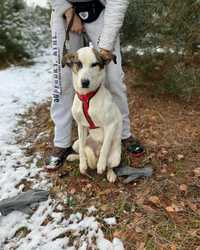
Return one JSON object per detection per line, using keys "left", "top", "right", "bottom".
{"left": 76, "top": 86, "right": 100, "bottom": 129}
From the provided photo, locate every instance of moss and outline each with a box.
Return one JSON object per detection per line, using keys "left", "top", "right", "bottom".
{"left": 145, "top": 237, "right": 157, "bottom": 250}
{"left": 175, "top": 161, "right": 186, "bottom": 177}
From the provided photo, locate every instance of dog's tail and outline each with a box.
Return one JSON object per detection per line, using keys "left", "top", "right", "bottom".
{"left": 85, "top": 146, "right": 97, "bottom": 169}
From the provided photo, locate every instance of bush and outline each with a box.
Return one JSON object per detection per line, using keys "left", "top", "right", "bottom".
{"left": 122, "top": 0, "right": 200, "bottom": 53}
{"left": 121, "top": 0, "right": 200, "bottom": 99}
{"left": 0, "top": 0, "right": 50, "bottom": 66}
{"left": 160, "top": 61, "right": 200, "bottom": 100}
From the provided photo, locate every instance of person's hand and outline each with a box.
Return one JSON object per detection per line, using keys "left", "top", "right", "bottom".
{"left": 64, "top": 8, "right": 85, "bottom": 33}
{"left": 99, "top": 48, "right": 117, "bottom": 64}
{"left": 99, "top": 48, "right": 113, "bottom": 61}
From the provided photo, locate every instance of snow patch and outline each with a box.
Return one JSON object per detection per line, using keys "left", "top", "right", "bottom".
{"left": 104, "top": 217, "right": 117, "bottom": 225}
{"left": 0, "top": 51, "right": 124, "bottom": 249}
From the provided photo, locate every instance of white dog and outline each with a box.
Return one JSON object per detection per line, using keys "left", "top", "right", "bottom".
{"left": 62, "top": 47, "right": 122, "bottom": 183}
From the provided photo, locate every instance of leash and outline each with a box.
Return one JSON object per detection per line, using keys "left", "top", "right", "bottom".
{"left": 63, "top": 10, "right": 93, "bottom": 57}
{"left": 63, "top": 8, "right": 76, "bottom": 55}
{"left": 63, "top": 11, "right": 97, "bottom": 129}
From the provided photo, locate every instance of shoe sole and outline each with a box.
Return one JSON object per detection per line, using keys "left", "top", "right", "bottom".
{"left": 129, "top": 151, "right": 145, "bottom": 158}
{"left": 43, "top": 163, "right": 63, "bottom": 172}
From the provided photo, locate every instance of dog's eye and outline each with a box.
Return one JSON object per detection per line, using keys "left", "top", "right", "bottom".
{"left": 91, "top": 62, "right": 100, "bottom": 68}
{"left": 74, "top": 61, "right": 82, "bottom": 69}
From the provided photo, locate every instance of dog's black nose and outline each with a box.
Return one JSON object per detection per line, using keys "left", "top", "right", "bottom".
{"left": 81, "top": 79, "right": 90, "bottom": 88}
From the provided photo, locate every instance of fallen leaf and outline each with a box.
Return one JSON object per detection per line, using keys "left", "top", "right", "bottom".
{"left": 100, "top": 204, "right": 110, "bottom": 212}
{"left": 136, "top": 242, "right": 145, "bottom": 250}
{"left": 86, "top": 183, "right": 92, "bottom": 189}
{"left": 142, "top": 205, "right": 156, "bottom": 213}
{"left": 69, "top": 188, "right": 76, "bottom": 194}
{"left": 113, "top": 230, "right": 122, "bottom": 238}
{"left": 161, "top": 168, "right": 167, "bottom": 174}
{"left": 177, "top": 154, "right": 184, "bottom": 160}
{"left": 187, "top": 200, "right": 197, "bottom": 212}
{"left": 166, "top": 206, "right": 175, "bottom": 213}
{"left": 165, "top": 203, "right": 184, "bottom": 213}
{"left": 170, "top": 244, "right": 177, "bottom": 250}
{"left": 113, "top": 230, "right": 132, "bottom": 240}
{"left": 188, "top": 229, "right": 197, "bottom": 237}
{"left": 150, "top": 115, "right": 157, "bottom": 122}
{"left": 148, "top": 196, "right": 160, "bottom": 205}
{"left": 193, "top": 168, "right": 200, "bottom": 177}
{"left": 135, "top": 226, "right": 143, "bottom": 233}
{"left": 146, "top": 139, "right": 158, "bottom": 146}
{"left": 179, "top": 184, "right": 187, "bottom": 192}
{"left": 161, "top": 148, "right": 168, "bottom": 155}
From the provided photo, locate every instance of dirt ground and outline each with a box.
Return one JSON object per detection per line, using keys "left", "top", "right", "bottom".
{"left": 17, "top": 67, "right": 200, "bottom": 250}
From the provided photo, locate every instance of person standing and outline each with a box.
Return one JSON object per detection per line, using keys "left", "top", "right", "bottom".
{"left": 45, "top": 0, "right": 144, "bottom": 170}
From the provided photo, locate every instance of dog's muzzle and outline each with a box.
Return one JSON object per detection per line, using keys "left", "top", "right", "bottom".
{"left": 81, "top": 79, "right": 90, "bottom": 88}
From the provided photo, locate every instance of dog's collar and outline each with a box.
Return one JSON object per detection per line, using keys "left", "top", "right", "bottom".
{"left": 76, "top": 85, "right": 101, "bottom": 129}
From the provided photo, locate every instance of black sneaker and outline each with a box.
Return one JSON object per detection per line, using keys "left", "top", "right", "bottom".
{"left": 44, "top": 146, "right": 74, "bottom": 171}
{"left": 122, "top": 136, "right": 145, "bottom": 157}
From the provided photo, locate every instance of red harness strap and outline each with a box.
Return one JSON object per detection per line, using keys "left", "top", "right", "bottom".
{"left": 76, "top": 86, "right": 100, "bottom": 129}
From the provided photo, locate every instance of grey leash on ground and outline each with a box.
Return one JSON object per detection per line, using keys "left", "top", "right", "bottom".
{"left": 0, "top": 190, "right": 49, "bottom": 216}
{"left": 58, "top": 163, "right": 153, "bottom": 183}
{"left": 0, "top": 166, "right": 153, "bottom": 216}
{"left": 114, "top": 164, "right": 153, "bottom": 184}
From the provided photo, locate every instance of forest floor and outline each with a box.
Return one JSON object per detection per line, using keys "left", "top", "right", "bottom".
{"left": 17, "top": 66, "right": 200, "bottom": 250}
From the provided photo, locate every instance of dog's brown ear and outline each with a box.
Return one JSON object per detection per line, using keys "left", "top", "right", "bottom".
{"left": 93, "top": 49, "right": 117, "bottom": 66}
{"left": 101, "top": 54, "right": 117, "bottom": 65}
{"left": 62, "top": 53, "right": 77, "bottom": 68}
{"left": 92, "top": 49, "right": 104, "bottom": 67}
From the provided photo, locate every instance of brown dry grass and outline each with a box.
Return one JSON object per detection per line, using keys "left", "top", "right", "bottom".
{"left": 16, "top": 68, "right": 200, "bottom": 250}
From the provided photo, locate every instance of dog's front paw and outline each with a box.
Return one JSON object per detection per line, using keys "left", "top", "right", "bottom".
{"left": 107, "top": 169, "right": 117, "bottom": 183}
{"left": 97, "top": 159, "right": 106, "bottom": 174}
{"left": 79, "top": 160, "right": 88, "bottom": 174}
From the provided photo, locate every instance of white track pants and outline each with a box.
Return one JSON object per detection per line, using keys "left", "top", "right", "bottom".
{"left": 51, "top": 10, "right": 132, "bottom": 148}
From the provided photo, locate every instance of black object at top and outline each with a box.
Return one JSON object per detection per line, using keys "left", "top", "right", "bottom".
{"left": 68, "top": 0, "right": 105, "bottom": 23}
{"left": 69, "top": 0, "right": 95, "bottom": 2}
